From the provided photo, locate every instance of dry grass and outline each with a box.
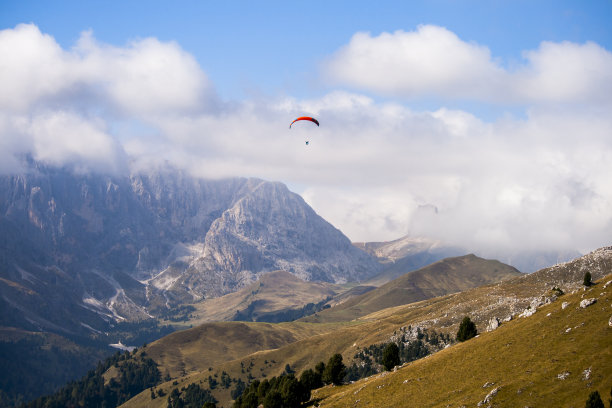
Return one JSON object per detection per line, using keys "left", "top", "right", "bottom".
{"left": 312, "top": 274, "right": 612, "bottom": 407}
{"left": 172, "top": 270, "right": 342, "bottom": 326}
{"left": 120, "top": 249, "right": 612, "bottom": 408}
{"left": 300, "top": 255, "right": 522, "bottom": 323}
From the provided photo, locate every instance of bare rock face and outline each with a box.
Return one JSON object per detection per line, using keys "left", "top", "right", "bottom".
{"left": 0, "top": 163, "right": 380, "bottom": 335}
{"left": 153, "top": 180, "right": 381, "bottom": 300}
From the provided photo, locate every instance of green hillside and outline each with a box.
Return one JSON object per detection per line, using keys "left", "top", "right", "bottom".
{"left": 313, "top": 274, "right": 612, "bottom": 407}
{"left": 301, "top": 254, "right": 522, "bottom": 323}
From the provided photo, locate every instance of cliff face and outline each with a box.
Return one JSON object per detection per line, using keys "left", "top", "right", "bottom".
{"left": 0, "top": 163, "right": 380, "bottom": 335}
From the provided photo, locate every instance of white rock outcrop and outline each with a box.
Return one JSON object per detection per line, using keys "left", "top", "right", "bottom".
{"left": 580, "top": 298, "right": 597, "bottom": 308}
{"left": 486, "top": 317, "right": 500, "bottom": 332}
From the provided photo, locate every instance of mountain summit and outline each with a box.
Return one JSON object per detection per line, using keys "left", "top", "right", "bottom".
{"left": 0, "top": 163, "right": 380, "bottom": 336}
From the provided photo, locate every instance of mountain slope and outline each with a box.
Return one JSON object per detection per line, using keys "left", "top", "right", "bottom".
{"left": 152, "top": 180, "right": 380, "bottom": 303}
{"left": 0, "top": 162, "right": 380, "bottom": 405}
{"left": 118, "top": 247, "right": 612, "bottom": 408}
{"left": 185, "top": 270, "right": 341, "bottom": 324}
{"left": 301, "top": 254, "right": 522, "bottom": 323}
{"left": 0, "top": 163, "right": 380, "bottom": 337}
{"left": 313, "top": 273, "right": 612, "bottom": 407}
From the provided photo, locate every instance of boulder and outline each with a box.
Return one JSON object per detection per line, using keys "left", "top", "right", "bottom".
{"left": 580, "top": 298, "right": 597, "bottom": 308}
{"left": 486, "top": 317, "right": 500, "bottom": 332}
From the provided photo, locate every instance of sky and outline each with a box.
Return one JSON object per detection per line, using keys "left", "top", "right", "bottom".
{"left": 1, "top": 1, "right": 611, "bottom": 254}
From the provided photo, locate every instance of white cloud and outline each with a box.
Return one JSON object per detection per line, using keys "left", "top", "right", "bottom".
{"left": 0, "top": 23, "right": 215, "bottom": 116}
{"left": 0, "top": 24, "right": 215, "bottom": 172}
{"left": 1, "top": 24, "right": 610, "bottom": 254}
{"left": 515, "top": 41, "right": 612, "bottom": 104}
{"left": 323, "top": 25, "right": 612, "bottom": 105}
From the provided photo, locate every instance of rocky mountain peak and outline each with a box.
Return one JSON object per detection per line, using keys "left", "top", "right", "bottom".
{"left": 0, "top": 163, "right": 380, "bottom": 335}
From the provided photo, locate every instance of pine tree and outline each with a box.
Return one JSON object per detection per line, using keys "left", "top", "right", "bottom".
{"left": 322, "top": 354, "right": 346, "bottom": 385}
{"left": 456, "top": 316, "right": 478, "bottom": 342}
{"left": 382, "top": 343, "right": 401, "bottom": 371}
{"left": 585, "top": 390, "right": 604, "bottom": 408}
{"left": 584, "top": 271, "right": 593, "bottom": 286}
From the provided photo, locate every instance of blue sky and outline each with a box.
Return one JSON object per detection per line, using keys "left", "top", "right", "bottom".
{"left": 1, "top": 1, "right": 611, "bottom": 255}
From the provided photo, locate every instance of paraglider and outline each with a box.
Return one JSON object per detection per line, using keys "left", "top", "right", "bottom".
{"left": 290, "top": 116, "right": 319, "bottom": 145}
{"left": 289, "top": 116, "right": 319, "bottom": 128}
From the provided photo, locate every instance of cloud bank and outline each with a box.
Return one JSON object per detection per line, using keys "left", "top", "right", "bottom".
{"left": 1, "top": 23, "right": 611, "bottom": 254}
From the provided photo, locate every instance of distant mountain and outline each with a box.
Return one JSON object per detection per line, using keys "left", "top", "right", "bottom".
{"left": 0, "top": 162, "right": 380, "bottom": 338}
{"left": 356, "top": 235, "right": 581, "bottom": 274}
{"left": 0, "top": 162, "right": 381, "bottom": 406}
{"left": 301, "top": 254, "right": 522, "bottom": 322}
{"left": 354, "top": 236, "right": 465, "bottom": 286}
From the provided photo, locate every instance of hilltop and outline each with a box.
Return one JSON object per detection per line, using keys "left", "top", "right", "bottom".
{"left": 300, "top": 254, "right": 522, "bottom": 323}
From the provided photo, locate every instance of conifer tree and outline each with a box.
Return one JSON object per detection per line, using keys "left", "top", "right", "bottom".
{"left": 584, "top": 271, "right": 593, "bottom": 286}
{"left": 585, "top": 390, "right": 603, "bottom": 408}
{"left": 382, "top": 343, "right": 400, "bottom": 371}
{"left": 322, "top": 354, "right": 346, "bottom": 385}
{"left": 456, "top": 316, "right": 478, "bottom": 342}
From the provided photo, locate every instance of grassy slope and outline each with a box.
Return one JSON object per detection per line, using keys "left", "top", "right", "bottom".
{"left": 121, "top": 248, "right": 612, "bottom": 407}
{"left": 301, "top": 255, "right": 522, "bottom": 323}
{"left": 141, "top": 320, "right": 342, "bottom": 379}
{"left": 313, "top": 275, "right": 612, "bottom": 407}
{"left": 176, "top": 270, "right": 342, "bottom": 326}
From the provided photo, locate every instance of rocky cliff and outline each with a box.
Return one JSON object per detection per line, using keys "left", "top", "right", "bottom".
{"left": 0, "top": 162, "right": 380, "bottom": 335}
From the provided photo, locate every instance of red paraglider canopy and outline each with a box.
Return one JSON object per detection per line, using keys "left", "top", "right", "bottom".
{"left": 289, "top": 116, "right": 319, "bottom": 128}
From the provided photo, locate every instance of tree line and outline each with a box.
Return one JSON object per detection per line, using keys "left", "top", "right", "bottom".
{"left": 21, "top": 348, "right": 161, "bottom": 408}
{"left": 233, "top": 353, "right": 346, "bottom": 408}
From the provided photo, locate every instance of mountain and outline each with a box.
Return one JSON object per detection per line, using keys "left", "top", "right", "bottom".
{"left": 356, "top": 235, "right": 581, "bottom": 275}
{"left": 0, "top": 161, "right": 380, "bottom": 406}
{"left": 301, "top": 254, "right": 523, "bottom": 322}
{"left": 355, "top": 236, "right": 466, "bottom": 286}
{"left": 110, "top": 247, "right": 611, "bottom": 408}
{"left": 0, "top": 162, "right": 380, "bottom": 337}
{"left": 311, "top": 272, "right": 612, "bottom": 407}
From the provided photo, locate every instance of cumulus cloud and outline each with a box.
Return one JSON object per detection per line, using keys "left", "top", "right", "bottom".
{"left": 323, "top": 25, "right": 612, "bottom": 105}
{"left": 0, "top": 24, "right": 215, "bottom": 172}
{"left": 1, "top": 24, "right": 610, "bottom": 254}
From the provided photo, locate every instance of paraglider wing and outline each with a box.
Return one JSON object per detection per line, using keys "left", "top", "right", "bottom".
{"left": 289, "top": 116, "right": 319, "bottom": 128}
